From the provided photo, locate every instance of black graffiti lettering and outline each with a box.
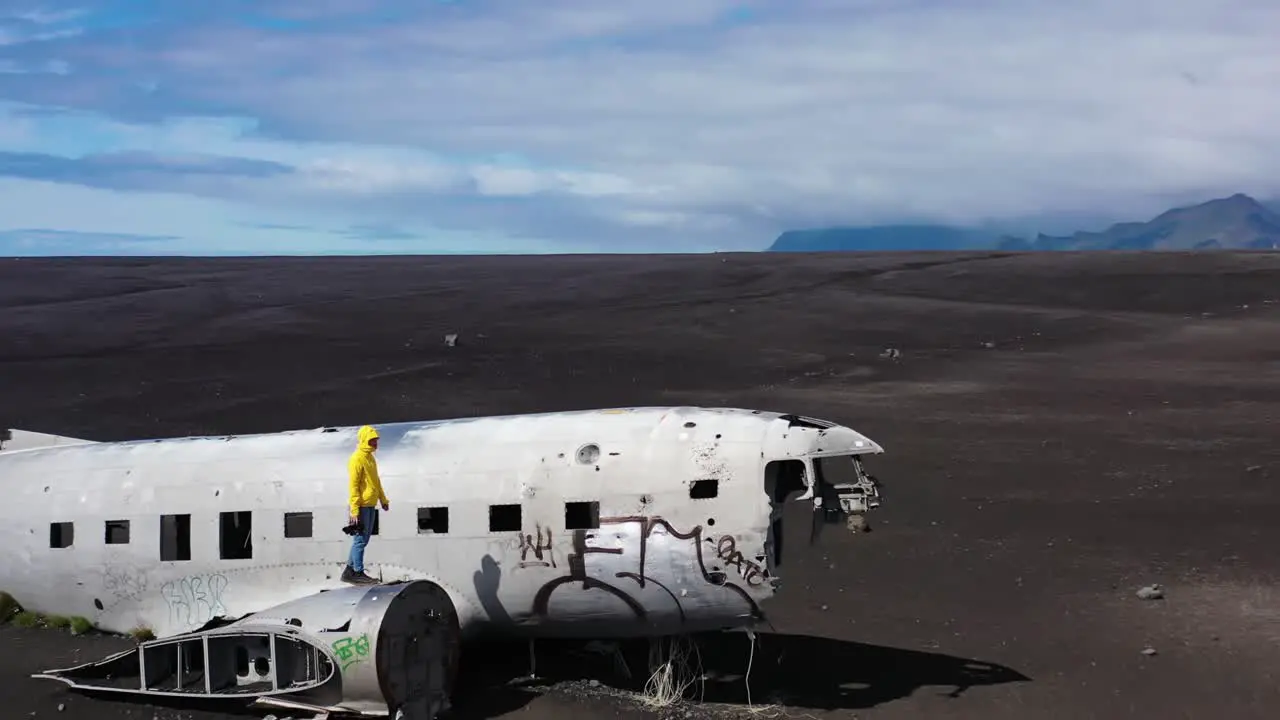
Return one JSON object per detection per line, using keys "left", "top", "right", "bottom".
{"left": 531, "top": 528, "right": 642, "bottom": 618}
{"left": 517, "top": 526, "right": 556, "bottom": 569}
{"left": 640, "top": 517, "right": 765, "bottom": 619}
{"left": 529, "top": 515, "right": 765, "bottom": 622}
{"left": 615, "top": 571, "right": 687, "bottom": 624}
{"left": 714, "top": 534, "right": 770, "bottom": 587}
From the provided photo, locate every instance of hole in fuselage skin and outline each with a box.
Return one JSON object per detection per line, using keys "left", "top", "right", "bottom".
{"left": 93, "top": 598, "right": 103, "bottom": 611}
{"left": 707, "top": 518, "right": 715, "bottom": 526}
{"left": 690, "top": 479, "right": 718, "bottom": 499}
{"left": 763, "top": 459, "right": 808, "bottom": 571}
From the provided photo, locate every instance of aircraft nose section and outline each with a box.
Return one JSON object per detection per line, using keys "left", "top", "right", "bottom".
{"left": 764, "top": 413, "right": 884, "bottom": 461}
{"left": 816, "top": 424, "right": 883, "bottom": 456}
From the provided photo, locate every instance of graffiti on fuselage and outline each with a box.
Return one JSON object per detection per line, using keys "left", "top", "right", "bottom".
{"left": 712, "top": 533, "right": 769, "bottom": 587}
{"left": 516, "top": 526, "right": 557, "bottom": 569}
{"left": 159, "top": 572, "right": 229, "bottom": 629}
{"left": 527, "top": 515, "right": 770, "bottom": 623}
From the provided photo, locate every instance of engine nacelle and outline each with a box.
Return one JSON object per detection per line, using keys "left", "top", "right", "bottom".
{"left": 237, "top": 579, "right": 461, "bottom": 716}
{"left": 32, "top": 580, "right": 461, "bottom": 719}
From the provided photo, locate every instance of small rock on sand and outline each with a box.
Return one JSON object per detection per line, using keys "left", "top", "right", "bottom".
{"left": 1136, "top": 584, "right": 1164, "bottom": 600}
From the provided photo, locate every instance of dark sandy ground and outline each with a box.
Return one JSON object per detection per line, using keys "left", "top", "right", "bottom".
{"left": 2, "top": 250, "right": 1279, "bottom": 720}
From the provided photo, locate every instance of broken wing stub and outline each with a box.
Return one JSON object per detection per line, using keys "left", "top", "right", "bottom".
{"left": 31, "top": 579, "right": 461, "bottom": 719}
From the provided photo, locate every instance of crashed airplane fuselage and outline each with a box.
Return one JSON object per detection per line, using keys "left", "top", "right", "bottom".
{"left": 0, "top": 406, "right": 884, "bottom": 717}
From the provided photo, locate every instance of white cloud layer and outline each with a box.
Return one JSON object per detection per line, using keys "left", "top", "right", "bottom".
{"left": 0, "top": 0, "right": 1279, "bottom": 253}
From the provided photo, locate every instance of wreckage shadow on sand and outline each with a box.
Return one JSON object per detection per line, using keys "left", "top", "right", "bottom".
{"left": 62, "top": 631, "right": 1028, "bottom": 718}
{"left": 451, "top": 631, "right": 1031, "bottom": 717}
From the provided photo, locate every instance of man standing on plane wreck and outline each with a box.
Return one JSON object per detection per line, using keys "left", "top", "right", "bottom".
{"left": 343, "top": 425, "right": 389, "bottom": 585}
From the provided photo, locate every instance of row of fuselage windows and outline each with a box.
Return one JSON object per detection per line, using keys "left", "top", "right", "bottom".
{"left": 42, "top": 478, "right": 721, "bottom": 560}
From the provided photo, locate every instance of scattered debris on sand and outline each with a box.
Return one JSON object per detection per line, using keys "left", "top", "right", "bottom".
{"left": 1136, "top": 584, "right": 1165, "bottom": 601}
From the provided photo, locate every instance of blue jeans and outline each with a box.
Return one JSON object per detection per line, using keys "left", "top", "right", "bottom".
{"left": 348, "top": 506, "right": 378, "bottom": 572}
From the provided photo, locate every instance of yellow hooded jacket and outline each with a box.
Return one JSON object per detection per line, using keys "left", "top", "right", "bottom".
{"left": 348, "top": 425, "right": 389, "bottom": 512}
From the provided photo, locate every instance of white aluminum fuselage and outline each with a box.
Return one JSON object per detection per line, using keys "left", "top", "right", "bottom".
{"left": 0, "top": 407, "right": 883, "bottom": 640}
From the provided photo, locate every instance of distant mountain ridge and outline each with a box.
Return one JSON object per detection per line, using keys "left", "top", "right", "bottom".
{"left": 767, "top": 193, "right": 1280, "bottom": 252}
{"left": 768, "top": 225, "right": 992, "bottom": 252}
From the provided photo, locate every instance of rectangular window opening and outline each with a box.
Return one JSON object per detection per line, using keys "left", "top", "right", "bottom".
{"left": 219, "top": 511, "right": 253, "bottom": 560}
{"left": 564, "top": 501, "right": 600, "bottom": 530}
{"left": 49, "top": 521, "right": 73, "bottom": 549}
{"left": 283, "top": 511, "right": 312, "bottom": 539}
{"left": 489, "top": 504, "right": 521, "bottom": 532}
{"left": 160, "top": 513, "right": 191, "bottom": 561}
{"left": 105, "top": 519, "right": 130, "bottom": 545}
{"left": 690, "top": 479, "right": 719, "bottom": 500}
{"left": 417, "top": 507, "right": 449, "bottom": 534}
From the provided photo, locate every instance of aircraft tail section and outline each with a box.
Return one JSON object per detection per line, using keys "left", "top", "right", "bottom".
{"left": 0, "top": 428, "right": 96, "bottom": 453}
{"left": 32, "top": 580, "right": 461, "bottom": 719}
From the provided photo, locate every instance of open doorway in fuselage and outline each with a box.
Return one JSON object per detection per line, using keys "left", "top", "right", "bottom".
{"left": 763, "top": 459, "right": 809, "bottom": 573}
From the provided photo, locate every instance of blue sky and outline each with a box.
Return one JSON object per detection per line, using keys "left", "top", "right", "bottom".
{"left": 1, "top": 0, "right": 1279, "bottom": 255}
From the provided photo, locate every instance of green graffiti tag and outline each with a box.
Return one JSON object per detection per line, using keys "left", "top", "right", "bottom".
{"left": 331, "top": 633, "right": 371, "bottom": 671}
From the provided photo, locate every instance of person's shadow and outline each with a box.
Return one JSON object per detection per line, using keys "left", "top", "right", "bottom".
{"left": 448, "top": 631, "right": 1030, "bottom": 717}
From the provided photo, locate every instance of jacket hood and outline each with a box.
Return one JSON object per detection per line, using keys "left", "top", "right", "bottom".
{"left": 356, "top": 425, "right": 379, "bottom": 452}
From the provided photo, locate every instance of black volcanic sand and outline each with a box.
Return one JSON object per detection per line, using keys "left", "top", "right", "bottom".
{"left": 2, "top": 251, "right": 1279, "bottom": 720}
